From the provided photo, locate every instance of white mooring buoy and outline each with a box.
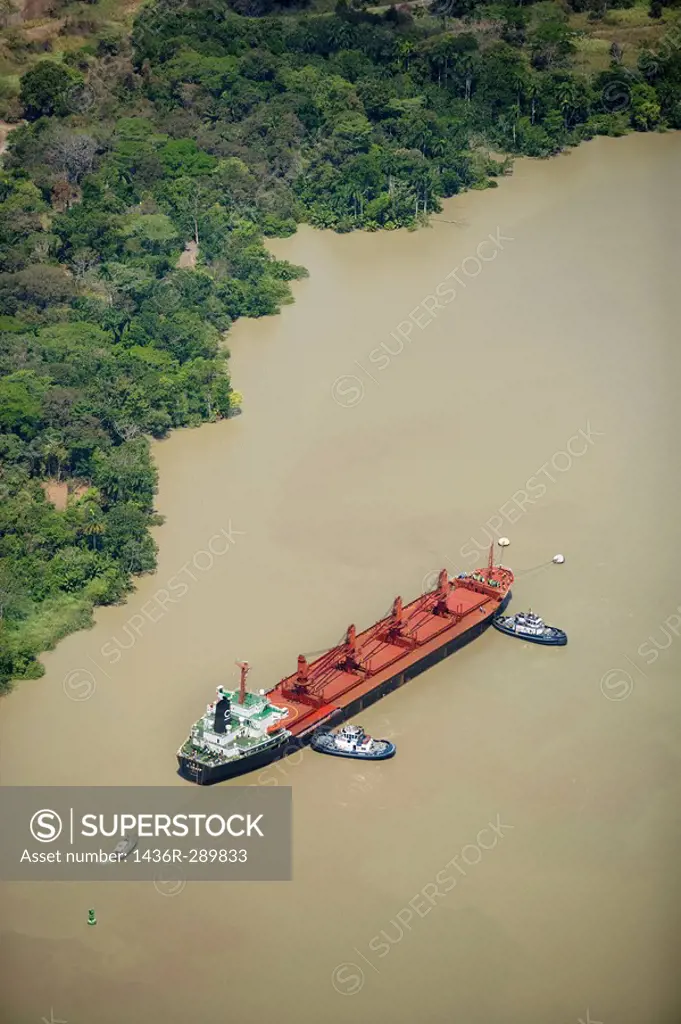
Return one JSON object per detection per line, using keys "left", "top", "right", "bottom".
{"left": 553, "top": 554, "right": 565, "bottom": 564}
{"left": 498, "top": 537, "right": 510, "bottom": 547}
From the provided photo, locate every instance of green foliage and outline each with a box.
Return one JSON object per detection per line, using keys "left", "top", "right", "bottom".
{"left": 0, "top": 371, "right": 47, "bottom": 438}
{"left": 2, "top": 0, "right": 680, "bottom": 689}
{"left": 158, "top": 139, "right": 219, "bottom": 177}
{"left": 19, "top": 61, "right": 82, "bottom": 120}
{"left": 529, "top": 6, "right": 576, "bottom": 70}
{"left": 629, "top": 83, "right": 662, "bottom": 130}
{"left": 91, "top": 439, "right": 157, "bottom": 509}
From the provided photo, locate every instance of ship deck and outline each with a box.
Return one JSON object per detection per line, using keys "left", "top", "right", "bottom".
{"left": 265, "top": 563, "right": 513, "bottom": 738}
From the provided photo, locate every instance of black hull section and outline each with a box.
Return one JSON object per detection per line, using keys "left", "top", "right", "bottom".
{"left": 178, "top": 593, "right": 510, "bottom": 785}
{"left": 310, "top": 743, "right": 396, "bottom": 761}
{"left": 492, "top": 618, "right": 567, "bottom": 646}
{"left": 177, "top": 739, "right": 292, "bottom": 786}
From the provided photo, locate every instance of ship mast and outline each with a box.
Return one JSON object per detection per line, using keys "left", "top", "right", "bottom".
{"left": 487, "top": 540, "right": 494, "bottom": 582}
{"left": 235, "top": 660, "right": 250, "bottom": 705}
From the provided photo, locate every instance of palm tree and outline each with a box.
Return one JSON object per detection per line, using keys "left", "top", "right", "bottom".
{"left": 461, "top": 56, "right": 476, "bottom": 103}
{"left": 42, "top": 436, "right": 68, "bottom": 482}
{"left": 429, "top": 136, "right": 448, "bottom": 174}
{"left": 433, "top": 51, "right": 447, "bottom": 88}
{"left": 511, "top": 70, "right": 526, "bottom": 111}
{"left": 81, "top": 506, "right": 106, "bottom": 551}
{"left": 557, "top": 80, "right": 578, "bottom": 130}
{"left": 398, "top": 40, "right": 415, "bottom": 72}
{"left": 352, "top": 187, "right": 366, "bottom": 221}
{"left": 526, "top": 75, "right": 540, "bottom": 124}
{"left": 417, "top": 127, "right": 436, "bottom": 157}
{"left": 509, "top": 102, "right": 521, "bottom": 147}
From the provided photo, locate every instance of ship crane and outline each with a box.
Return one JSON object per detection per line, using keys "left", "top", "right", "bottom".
{"left": 280, "top": 548, "right": 513, "bottom": 709}
{"left": 286, "top": 623, "right": 373, "bottom": 703}
{"left": 433, "top": 568, "right": 452, "bottom": 616}
{"left": 383, "top": 596, "right": 417, "bottom": 648}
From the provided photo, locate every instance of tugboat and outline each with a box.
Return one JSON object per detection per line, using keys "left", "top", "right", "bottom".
{"left": 493, "top": 611, "right": 567, "bottom": 646}
{"left": 112, "top": 832, "right": 137, "bottom": 860}
{"left": 311, "top": 724, "right": 396, "bottom": 760}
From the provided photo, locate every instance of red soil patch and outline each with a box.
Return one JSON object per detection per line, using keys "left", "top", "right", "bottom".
{"left": 41, "top": 480, "right": 68, "bottom": 511}
{"left": 41, "top": 481, "right": 89, "bottom": 510}
{"left": 177, "top": 240, "right": 198, "bottom": 269}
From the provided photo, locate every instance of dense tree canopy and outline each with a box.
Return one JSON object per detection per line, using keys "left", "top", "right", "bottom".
{"left": 19, "top": 61, "right": 83, "bottom": 120}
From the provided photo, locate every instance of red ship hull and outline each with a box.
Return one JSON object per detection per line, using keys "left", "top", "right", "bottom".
{"left": 178, "top": 550, "right": 513, "bottom": 783}
{"left": 266, "top": 555, "right": 514, "bottom": 742}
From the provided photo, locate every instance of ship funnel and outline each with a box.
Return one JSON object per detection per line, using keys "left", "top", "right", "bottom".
{"left": 214, "top": 693, "right": 231, "bottom": 734}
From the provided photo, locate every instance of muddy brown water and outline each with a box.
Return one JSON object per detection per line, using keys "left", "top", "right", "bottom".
{"left": 1, "top": 133, "right": 680, "bottom": 1024}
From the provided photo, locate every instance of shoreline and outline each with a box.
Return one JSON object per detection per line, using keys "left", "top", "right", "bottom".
{"left": 2, "top": 130, "right": 676, "bottom": 693}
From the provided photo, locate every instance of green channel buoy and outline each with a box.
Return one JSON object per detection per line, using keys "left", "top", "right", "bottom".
{"left": 87, "top": 908, "right": 97, "bottom": 926}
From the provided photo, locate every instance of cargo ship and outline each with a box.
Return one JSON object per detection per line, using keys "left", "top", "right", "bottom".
{"left": 177, "top": 544, "right": 513, "bottom": 784}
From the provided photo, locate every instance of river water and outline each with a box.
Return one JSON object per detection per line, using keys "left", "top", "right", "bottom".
{"left": 1, "top": 133, "right": 680, "bottom": 1024}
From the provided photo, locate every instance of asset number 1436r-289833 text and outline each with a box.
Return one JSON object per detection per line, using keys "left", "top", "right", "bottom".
{"left": 132, "top": 849, "right": 248, "bottom": 863}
